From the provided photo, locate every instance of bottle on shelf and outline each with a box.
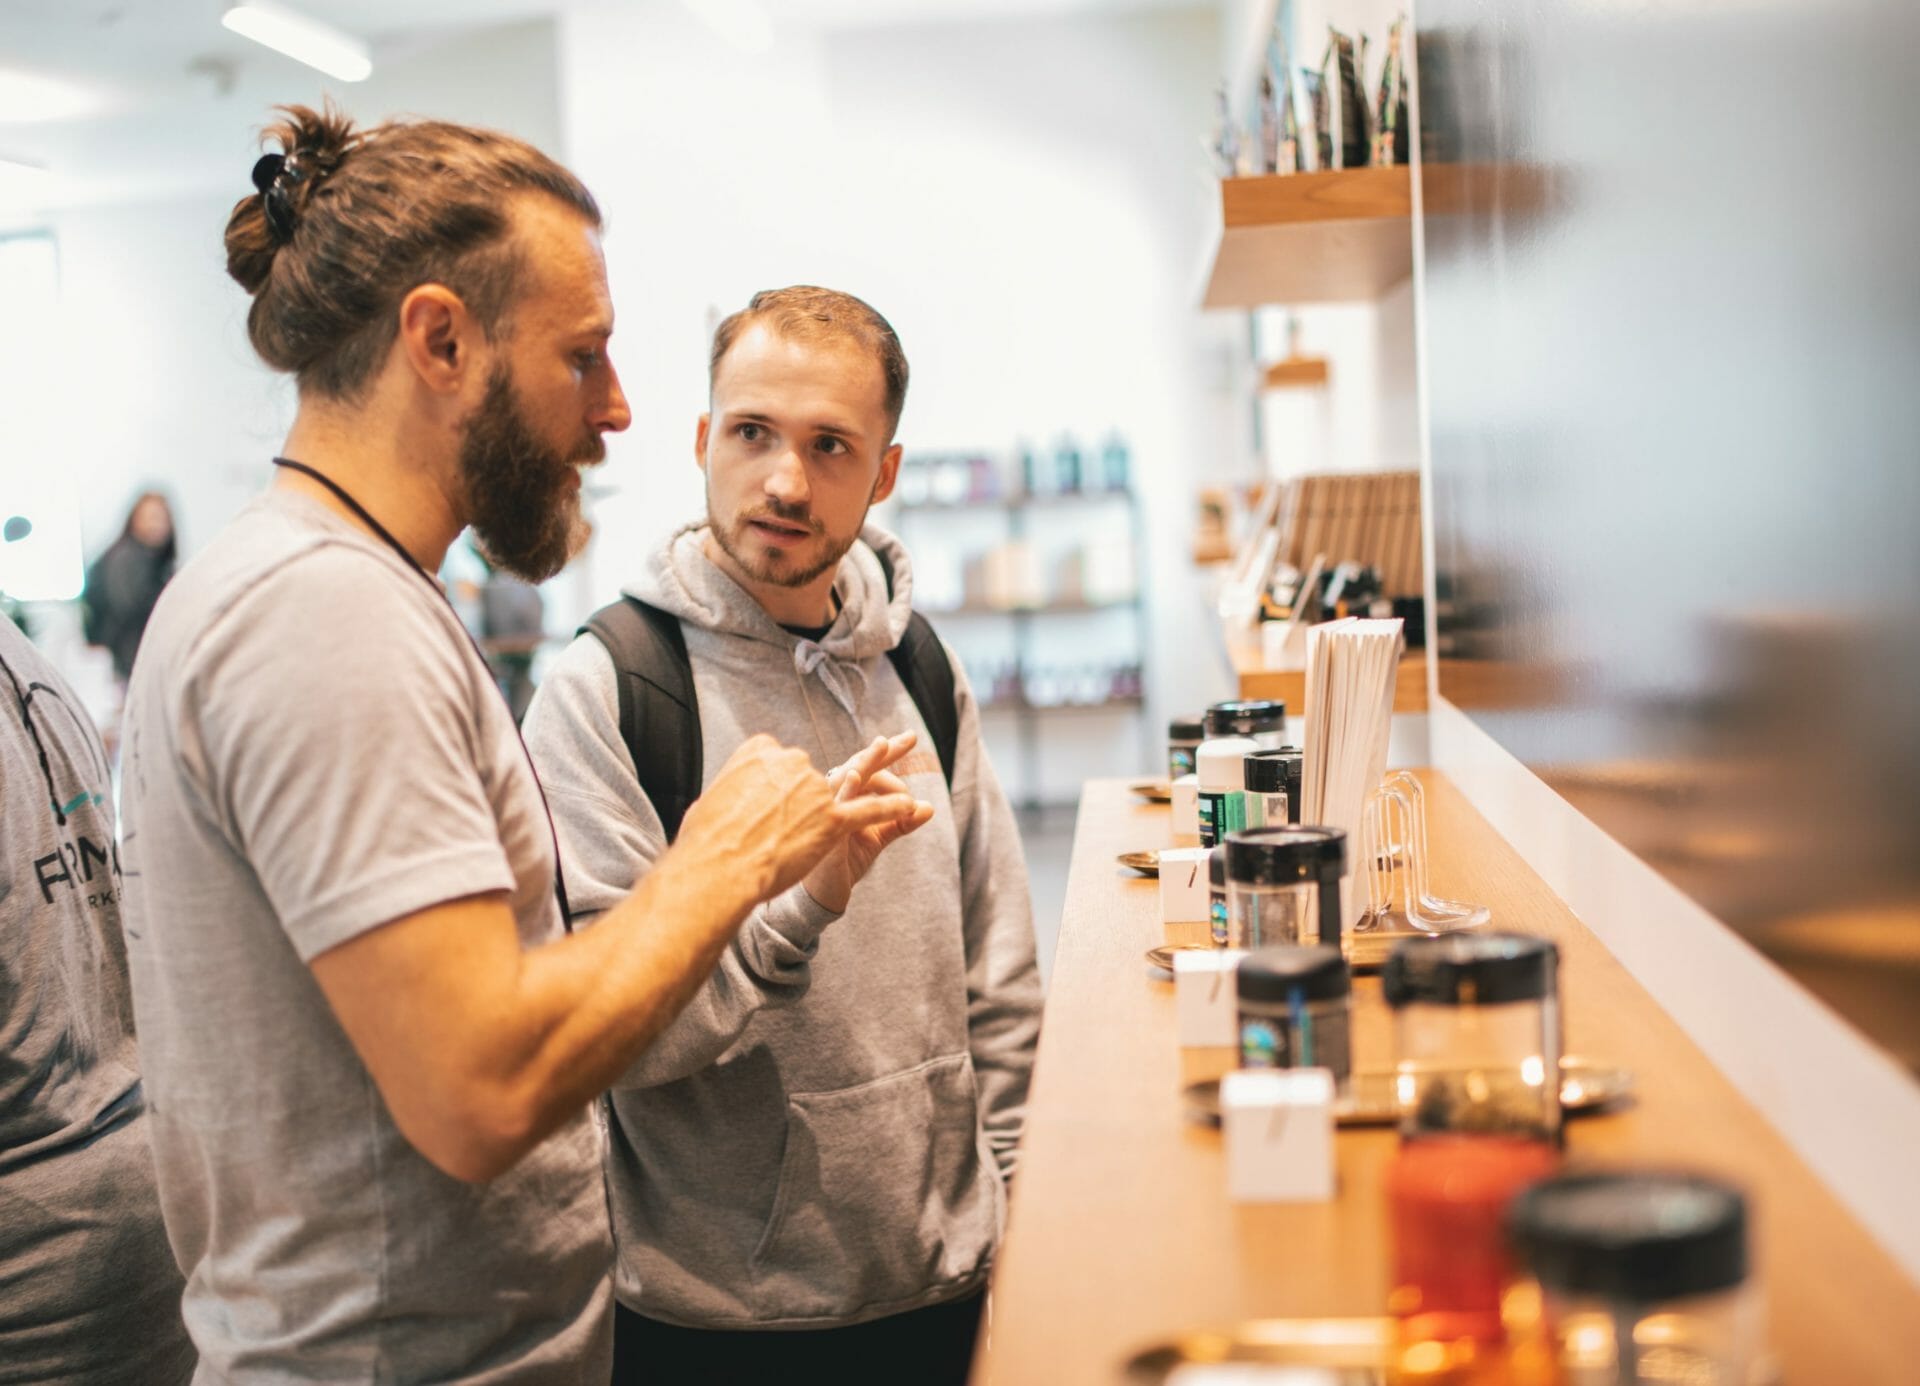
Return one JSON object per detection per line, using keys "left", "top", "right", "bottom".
{"left": 1100, "top": 431, "right": 1131, "bottom": 492}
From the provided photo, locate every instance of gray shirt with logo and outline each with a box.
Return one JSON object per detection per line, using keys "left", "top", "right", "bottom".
{"left": 0, "top": 616, "right": 194, "bottom": 1383}
{"left": 119, "top": 488, "right": 611, "bottom": 1383}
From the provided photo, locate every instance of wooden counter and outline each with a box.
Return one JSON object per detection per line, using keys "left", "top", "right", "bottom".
{"left": 973, "top": 773, "right": 1920, "bottom": 1384}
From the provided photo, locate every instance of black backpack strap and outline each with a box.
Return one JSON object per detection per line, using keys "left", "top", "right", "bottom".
{"left": 888, "top": 612, "right": 959, "bottom": 789}
{"left": 580, "top": 597, "right": 703, "bottom": 843}
{"left": 871, "top": 547, "right": 959, "bottom": 789}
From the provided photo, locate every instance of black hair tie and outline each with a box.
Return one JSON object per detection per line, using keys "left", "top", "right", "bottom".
{"left": 250, "top": 151, "right": 305, "bottom": 245}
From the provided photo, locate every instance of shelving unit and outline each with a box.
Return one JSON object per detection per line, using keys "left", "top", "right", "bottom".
{"left": 1201, "top": 166, "right": 1413, "bottom": 308}
{"left": 893, "top": 487, "right": 1150, "bottom": 810}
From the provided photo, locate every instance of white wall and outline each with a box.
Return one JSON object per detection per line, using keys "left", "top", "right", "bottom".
{"left": 557, "top": 2, "right": 1248, "bottom": 797}
{"left": 17, "top": 18, "right": 566, "bottom": 571}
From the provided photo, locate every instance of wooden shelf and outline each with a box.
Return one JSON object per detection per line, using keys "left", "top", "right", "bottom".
{"left": 1263, "top": 355, "right": 1330, "bottom": 389}
{"left": 1201, "top": 167, "right": 1413, "bottom": 309}
{"left": 1229, "top": 640, "right": 1430, "bottom": 714}
{"left": 973, "top": 775, "right": 1920, "bottom": 1385}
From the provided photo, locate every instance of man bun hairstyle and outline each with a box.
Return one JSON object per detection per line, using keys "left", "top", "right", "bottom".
{"left": 224, "top": 103, "right": 601, "bottom": 400}
{"left": 710, "top": 286, "right": 910, "bottom": 440}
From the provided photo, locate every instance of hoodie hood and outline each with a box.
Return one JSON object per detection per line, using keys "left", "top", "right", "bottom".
{"left": 628, "top": 523, "right": 915, "bottom": 720}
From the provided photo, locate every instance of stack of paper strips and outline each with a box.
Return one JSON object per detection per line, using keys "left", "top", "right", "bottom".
{"left": 1301, "top": 616, "right": 1405, "bottom": 928}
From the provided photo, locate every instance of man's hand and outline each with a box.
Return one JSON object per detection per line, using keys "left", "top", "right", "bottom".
{"left": 802, "top": 732, "right": 937, "bottom": 914}
{"left": 678, "top": 733, "right": 923, "bottom": 909}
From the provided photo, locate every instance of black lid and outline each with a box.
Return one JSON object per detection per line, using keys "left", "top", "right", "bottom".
{"left": 1243, "top": 746, "right": 1304, "bottom": 793}
{"left": 1223, "top": 826, "right": 1346, "bottom": 884}
{"left": 1169, "top": 713, "right": 1207, "bottom": 740}
{"left": 1204, "top": 699, "right": 1287, "bottom": 736}
{"left": 1509, "top": 1171, "right": 1749, "bottom": 1302}
{"left": 1237, "top": 945, "right": 1350, "bottom": 1002}
{"left": 1381, "top": 932, "right": 1558, "bottom": 1007}
{"left": 1208, "top": 846, "right": 1227, "bottom": 886}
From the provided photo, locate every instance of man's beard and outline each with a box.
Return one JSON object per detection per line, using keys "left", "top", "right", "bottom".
{"left": 708, "top": 490, "right": 862, "bottom": 590}
{"left": 459, "top": 365, "right": 600, "bottom": 582}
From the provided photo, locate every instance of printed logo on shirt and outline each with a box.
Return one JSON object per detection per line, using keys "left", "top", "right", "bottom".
{"left": 3, "top": 660, "right": 121, "bottom": 910}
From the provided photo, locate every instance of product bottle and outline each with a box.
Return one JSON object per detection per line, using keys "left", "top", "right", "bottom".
{"left": 1195, "top": 734, "right": 1257, "bottom": 849}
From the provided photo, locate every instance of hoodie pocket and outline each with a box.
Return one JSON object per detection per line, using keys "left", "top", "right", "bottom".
{"left": 749, "top": 1052, "right": 997, "bottom": 1319}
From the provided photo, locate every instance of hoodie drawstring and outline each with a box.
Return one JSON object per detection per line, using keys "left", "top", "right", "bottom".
{"left": 794, "top": 641, "right": 870, "bottom": 719}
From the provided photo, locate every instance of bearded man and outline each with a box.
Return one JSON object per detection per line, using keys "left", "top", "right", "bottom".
{"left": 522, "top": 286, "right": 1043, "bottom": 1385}
{"left": 118, "top": 115, "right": 931, "bottom": 1383}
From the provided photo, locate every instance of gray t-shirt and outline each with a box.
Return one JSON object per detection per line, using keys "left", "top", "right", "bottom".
{"left": 0, "top": 616, "right": 193, "bottom": 1383}
{"left": 119, "top": 488, "right": 612, "bottom": 1383}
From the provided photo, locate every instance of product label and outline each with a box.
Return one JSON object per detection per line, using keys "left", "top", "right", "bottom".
{"left": 1210, "top": 892, "right": 1229, "bottom": 946}
{"left": 1170, "top": 748, "right": 1197, "bottom": 779}
{"left": 1237, "top": 1008, "right": 1352, "bottom": 1078}
{"left": 1199, "top": 790, "right": 1246, "bottom": 848}
{"left": 1240, "top": 1017, "right": 1282, "bottom": 1068}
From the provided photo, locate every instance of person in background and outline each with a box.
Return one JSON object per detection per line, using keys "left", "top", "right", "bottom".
{"left": 117, "top": 107, "right": 930, "bottom": 1384}
{"left": 81, "top": 491, "right": 176, "bottom": 685}
{"left": 0, "top": 615, "right": 195, "bottom": 1385}
{"left": 523, "top": 286, "right": 1043, "bottom": 1384}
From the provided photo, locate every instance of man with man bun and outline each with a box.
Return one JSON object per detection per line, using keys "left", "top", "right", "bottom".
{"left": 119, "top": 106, "right": 931, "bottom": 1382}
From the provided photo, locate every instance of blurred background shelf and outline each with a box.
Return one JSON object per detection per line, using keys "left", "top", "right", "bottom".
{"left": 1201, "top": 167, "right": 1413, "bottom": 308}
{"left": 1228, "top": 639, "right": 1429, "bottom": 713}
{"left": 893, "top": 488, "right": 1136, "bottom": 515}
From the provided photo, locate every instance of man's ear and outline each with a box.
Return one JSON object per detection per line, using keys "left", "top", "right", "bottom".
{"left": 870, "top": 442, "right": 904, "bottom": 505}
{"left": 396, "top": 284, "right": 475, "bottom": 394}
{"left": 694, "top": 413, "right": 712, "bottom": 474}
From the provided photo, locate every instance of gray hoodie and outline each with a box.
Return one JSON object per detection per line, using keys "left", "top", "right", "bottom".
{"left": 521, "top": 523, "right": 1043, "bottom": 1330}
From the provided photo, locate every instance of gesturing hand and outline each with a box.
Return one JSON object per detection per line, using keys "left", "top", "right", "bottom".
{"left": 803, "top": 732, "right": 938, "bottom": 914}
{"left": 679, "top": 734, "right": 923, "bottom": 908}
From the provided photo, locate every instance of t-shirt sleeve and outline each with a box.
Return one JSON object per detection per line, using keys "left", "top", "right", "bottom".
{"left": 186, "top": 546, "right": 517, "bottom": 962}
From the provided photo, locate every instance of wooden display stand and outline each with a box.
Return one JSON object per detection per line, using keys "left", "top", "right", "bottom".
{"left": 970, "top": 775, "right": 1920, "bottom": 1384}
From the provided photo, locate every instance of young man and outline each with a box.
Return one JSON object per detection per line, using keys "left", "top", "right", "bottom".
{"left": 0, "top": 616, "right": 194, "bottom": 1383}
{"left": 522, "top": 287, "right": 1044, "bottom": 1383}
{"left": 119, "top": 114, "right": 929, "bottom": 1383}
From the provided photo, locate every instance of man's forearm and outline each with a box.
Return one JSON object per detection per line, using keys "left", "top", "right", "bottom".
{"left": 494, "top": 835, "right": 766, "bottom": 1152}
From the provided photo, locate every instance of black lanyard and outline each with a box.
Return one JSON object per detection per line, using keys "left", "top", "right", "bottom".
{"left": 272, "top": 457, "right": 574, "bottom": 931}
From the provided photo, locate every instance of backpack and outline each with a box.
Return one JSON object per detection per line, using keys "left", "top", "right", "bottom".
{"left": 580, "top": 558, "right": 958, "bottom": 844}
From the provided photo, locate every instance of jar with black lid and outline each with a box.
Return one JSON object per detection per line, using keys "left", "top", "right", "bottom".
{"left": 1203, "top": 698, "right": 1288, "bottom": 750}
{"left": 1243, "top": 746, "right": 1303, "bottom": 828}
{"left": 1383, "top": 932, "right": 1563, "bottom": 1146}
{"left": 1507, "top": 1170, "right": 1763, "bottom": 1385}
{"left": 1223, "top": 826, "right": 1347, "bottom": 948}
{"left": 1236, "top": 945, "right": 1352, "bottom": 1088}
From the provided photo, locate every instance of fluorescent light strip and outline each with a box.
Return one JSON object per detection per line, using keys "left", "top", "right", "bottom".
{"left": 0, "top": 68, "right": 106, "bottom": 124}
{"left": 222, "top": 2, "right": 372, "bottom": 83}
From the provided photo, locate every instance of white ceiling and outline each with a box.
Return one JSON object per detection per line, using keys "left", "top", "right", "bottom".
{"left": 0, "top": 0, "right": 1209, "bottom": 213}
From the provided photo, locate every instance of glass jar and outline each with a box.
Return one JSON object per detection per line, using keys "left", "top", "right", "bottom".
{"left": 1224, "top": 826, "right": 1348, "bottom": 948}
{"left": 1196, "top": 735, "right": 1257, "bottom": 848}
{"left": 1243, "top": 746, "right": 1303, "bottom": 828}
{"left": 1208, "top": 846, "right": 1229, "bottom": 946}
{"left": 1205, "top": 698, "right": 1288, "bottom": 750}
{"left": 1508, "top": 1171, "right": 1762, "bottom": 1386}
{"left": 1387, "top": 1135, "right": 1563, "bottom": 1374}
{"left": 1167, "top": 713, "right": 1206, "bottom": 782}
{"left": 1383, "top": 933, "right": 1563, "bottom": 1147}
{"left": 1236, "top": 945, "right": 1352, "bottom": 1086}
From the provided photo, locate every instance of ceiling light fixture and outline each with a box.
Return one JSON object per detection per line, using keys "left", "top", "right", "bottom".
{"left": 221, "top": 2, "right": 373, "bottom": 83}
{"left": 677, "top": 0, "right": 775, "bottom": 55}
{"left": 0, "top": 68, "right": 107, "bottom": 124}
